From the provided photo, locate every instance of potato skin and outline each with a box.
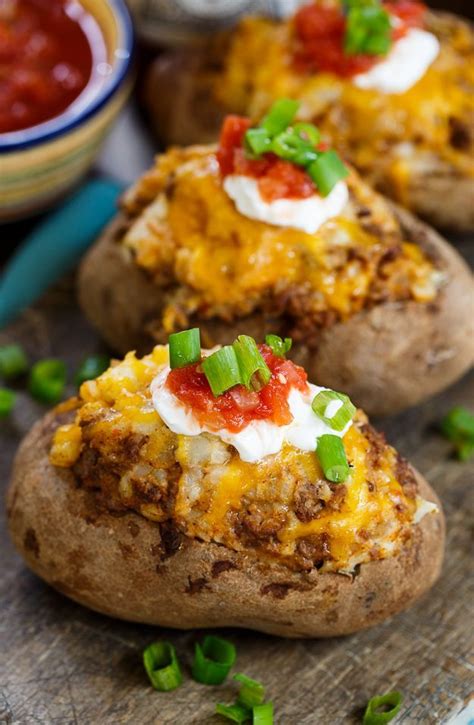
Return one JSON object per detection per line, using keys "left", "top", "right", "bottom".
{"left": 78, "top": 205, "right": 474, "bottom": 416}
{"left": 7, "top": 412, "right": 444, "bottom": 638}
{"left": 144, "top": 11, "right": 474, "bottom": 232}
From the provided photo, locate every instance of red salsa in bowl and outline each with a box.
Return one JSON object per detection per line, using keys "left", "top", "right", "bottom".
{"left": 0, "top": 0, "right": 108, "bottom": 134}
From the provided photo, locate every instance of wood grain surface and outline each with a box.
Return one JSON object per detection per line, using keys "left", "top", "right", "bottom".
{"left": 1, "top": 117, "right": 473, "bottom": 725}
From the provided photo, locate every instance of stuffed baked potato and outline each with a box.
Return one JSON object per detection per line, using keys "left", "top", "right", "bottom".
{"left": 145, "top": 1, "right": 474, "bottom": 231}
{"left": 7, "top": 334, "right": 444, "bottom": 637}
{"left": 79, "top": 112, "right": 474, "bottom": 416}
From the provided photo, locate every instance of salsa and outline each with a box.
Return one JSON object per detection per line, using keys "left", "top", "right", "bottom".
{"left": 217, "top": 115, "right": 318, "bottom": 202}
{"left": 167, "top": 345, "right": 309, "bottom": 433}
{"left": 293, "top": 1, "right": 426, "bottom": 77}
{"left": 0, "top": 0, "right": 106, "bottom": 134}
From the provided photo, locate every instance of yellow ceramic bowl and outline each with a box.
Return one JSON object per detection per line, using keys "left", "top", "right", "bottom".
{"left": 0, "top": 0, "right": 134, "bottom": 222}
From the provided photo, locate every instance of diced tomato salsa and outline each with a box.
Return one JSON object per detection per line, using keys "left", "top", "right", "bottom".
{"left": 293, "top": 1, "right": 427, "bottom": 77}
{"left": 166, "top": 345, "right": 309, "bottom": 433}
{"left": 0, "top": 0, "right": 104, "bottom": 134}
{"left": 217, "top": 115, "right": 317, "bottom": 202}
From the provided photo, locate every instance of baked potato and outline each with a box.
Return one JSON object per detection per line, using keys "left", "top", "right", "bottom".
{"left": 7, "top": 337, "right": 445, "bottom": 637}
{"left": 78, "top": 137, "right": 474, "bottom": 416}
{"left": 144, "top": 2, "right": 474, "bottom": 231}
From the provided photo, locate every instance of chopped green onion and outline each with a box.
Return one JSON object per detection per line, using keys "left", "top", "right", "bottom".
{"left": 169, "top": 328, "right": 201, "bottom": 369}
{"left": 312, "top": 390, "right": 356, "bottom": 432}
{"left": 457, "top": 440, "right": 474, "bottom": 462}
{"left": 307, "top": 150, "right": 349, "bottom": 197}
{"left": 261, "top": 98, "right": 300, "bottom": 138}
{"left": 234, "top": 674, "right": 265, "bottom": 708}
{"left": 192, "top": 635, "right": 236, "bottom": 685}
{"left": 0, "top": 344, "right": 28, "bottom": 380}
{"left": 245, "top": 128, "right": 273, "bottom": 156}
{"left": 265, "top": 334, "right": 292, "bottom": 358}
{"left": 272, "top": 130, "right": 318, "bottom": 166}
{"left": 317, "top": 434, "right": 350, "bottom": 483}
{"left": 75, "top": 354, "right": 110, "bottom": 387}
{"left": 253, "top": 702, "right": 274, "bottom": 725}
{"left": 29, "top": 359, "right": 67, "bottom": 404}
{"left": 143, "top": 641, "right": 183, "bottom": 691}
{"left": 363, "top": 691, "right": 403, "bottom": 725}
{"left": 233, "top": 335, "right": 271, "bottom": 391}
{"left": 202, "top": 345, "right": 241, "bottom": 397}
{"left": 345, "top": 6, "right": 392, "bottom": 57}
{"left": 216, "top": 703, "right": 251, "bottom": 723}
{"left": 441, "top": 406, "right": 474, "bottom": 441}
{"left": 0, "top": 388, "right": 16, "bottom": 418}
{"left": 292, "top": 122, "right": 320, "bottom": 146}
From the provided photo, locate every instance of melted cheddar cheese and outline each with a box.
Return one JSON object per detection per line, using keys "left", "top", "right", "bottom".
{"left": 119, "top": 146, "right": 439, "bottom": 339}
{"left": 50, "top": 346, "right": 424, "bottom": 573}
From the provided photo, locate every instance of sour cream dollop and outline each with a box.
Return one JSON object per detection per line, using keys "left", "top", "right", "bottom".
{"left": 353, "top": 28, "right": 440, "bottom": 94}
{"left": 223, "top": 175, "right": 349, "bottom": 234}
{"left": 151, "top": 366, "right": 351, "bottom": 463}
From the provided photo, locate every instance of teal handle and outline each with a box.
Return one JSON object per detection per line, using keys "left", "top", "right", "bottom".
{"left": 0, "top": 179, "right": 124, "bottom": 328}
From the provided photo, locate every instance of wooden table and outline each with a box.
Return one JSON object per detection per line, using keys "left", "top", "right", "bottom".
{"left": 1, "top": 109, "right": 473, "bottom": 725}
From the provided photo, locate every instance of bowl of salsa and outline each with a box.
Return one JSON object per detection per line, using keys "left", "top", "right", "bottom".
{"left": 0, "top": 0, "right": 133, "bottom": 221}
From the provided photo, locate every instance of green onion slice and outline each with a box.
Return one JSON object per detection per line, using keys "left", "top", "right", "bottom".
{"left": 292, "top": 122, "right": 320, "bottom": 146}
{"left": 234, "top": 673, "right": 265, "bottom": 708}
{"left": 345, "top": 5, "right": 392, "bottom": 57}
{"left": 456, "top": 440, "right": 474, "bottom": 462}
{"left": 192, "top": 635, "right": 237, "bottom": 685}
{"left": 245, "top": 127, "right": 273, "bottom": 157}
{"left": 265, "top": 334, "right": 292, "bottom": 358}
{"left": 216, "top": 703, "right": 251, "bottom": 723}
{"left": 363, "top": 691, "right": 403, "bottom": 725}
{"left": 0, "top": 344, "right": 28, "bottom": 380}
{"left": 75, "top": 354, "right": 110, "bottom": 387}
{"left": 317, "top": 434, "right": 350, "bottom": 483}
{"left": 441, "top": 406, "right": 474, "bottom": 441}
{"left": 169, "top": 328, "right": 201, "bottom": 369}
{"left": 307, "top": 150, "right": 349, "bottom": 197}
{"left": 0, "top": 388, "right": 16, "bottom": 418}
{"left": 312, "top": 390, "right": 356, "bottom": 431}
{"left": 202, "top": 345, "right": 241, "bottom": 397}
{"left": 253, "top": 702, "right": 274, "bottom": 725}
{"left": 233, "top": 335, "right": 271, "bottom": 391}
{"left": 271, "top": 130, "right": 318, "bottom": 166}
{"left": 29, "top": 359, "right": 67, "bottom": 404}
{"left": 143, "top": 641, "right": 183, "bottom": 691}
{"left": 261, "top": 98, "right": 300, "bottom": 137}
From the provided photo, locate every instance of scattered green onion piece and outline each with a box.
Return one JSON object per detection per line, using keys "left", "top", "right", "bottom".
{"left": 29, "top": 359, "right": 67, "bottom": 404}
{"left": 192, "top": 635, "right": 236, "bottom": 685}
{"left": 307, "top": 150, "right": 349, "bottom": 197}
{"left": 202, "top": 345, "right": 241, "bottom": 397}
{"left": 456, "top": 440, "right": 474, "bottom": 462}
{"left": 312, "top": 390, "right": 356, "bottom": 432}
{"left": 233, "top": 335, "right": 271, "bottom": 391}
{"left": 363, "top": 691, "right": 403, "bottom": 725}
{"left": 216, "top": 703, "right": 251, "bottom": 723}
{"left": 0, "top": 344, "right": 28, "bottom": 380}
{"left": 317, "top": 434, "right": 350, "bottom": 483}
{"left": 234, "top": 674, "right": 265, "bottom": 709}
{"left": 143, "top": 641, "right": 183, "bottom": 692}
{"left": 169, "top": 328, "right": 201, "bottom": 369}
{"left": 265, "top": 334, "right": 292, "bottom": 358}
{"left": 261, "top": 98, "right": 300, "bottom": 137}
{"left": 345, "top": 6, "right": 392, "bottom": 56}
{"left": 0, "top": 388, "right": 16, "bottom": 418}
{"left": 292, "top": 122, "right": 320, "bottom": 146}
{"left": 245, "top": 128, "right": 273, "bottom": 156}
{"left": 75, "top": 354, "right": 110, "bottom": 387}
{"left": 271, "top": 130, "right": 318, "bottom": 166}
{"left": 441, "top": 406, "right": 474, "bottom": 441}
{"left": 253, "top": 702, "right": 274, "bottom": 725}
